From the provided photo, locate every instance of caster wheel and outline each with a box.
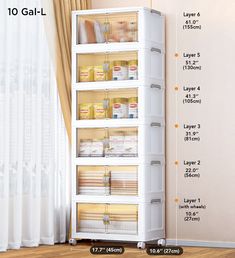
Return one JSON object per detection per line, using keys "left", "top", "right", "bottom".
{"left": 157, "top": 239, "right": 166, "bottom": 246}
{"left": 91, "top": 239, "right": 98, "bottom": 242}
{"left": 69, "top": 238, "right": 77, "bottom": 246}
{"left": 137, "top": 242, "right": 146, "bottom": 249}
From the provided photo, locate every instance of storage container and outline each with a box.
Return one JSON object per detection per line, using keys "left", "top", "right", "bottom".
{"left": 93, "top": 103, "right": 106, "bottom": 119}
{"left": 76, "top": 123, "right": 164, "bottom": 158}
{"left": 128, "top": 60, "right": 138, "bottom": 80}
{"left": 74, "top": 7, "right": 165, "bottom": 49}
{"left": 94, "top": 62, "right": 112, "bottom": 81}
{"left": 79, "top": 66, "right": 94, "bottom": 82}
{"left": 76, "top": 11, "right": 138, "bottom": 44}
{"left": 112, "top": 60, "right": 128, "bottom": 80}
{"left": 91, "top": 139, "right": 104, "bottom": 157}
{"left": 76, "top": 87, "right": 164, "bottom": 121}
{"left": 79, "top": 103, "right": 94, "bottom": 120}
{"left": 77, "top": 203, "right": 138, "bottom": 235}
{"left": 77, "top": 166, "right": 138, "bottom": 196}
{"left": 72, "top": 7, "right": 165, "bottom": 248}
{"left": 76, "top": 51, "right": 138, "bottom": 83}
{"left": 128, "top": 97, "right": 138, "bottom": 118}
{"left": 79, "top": 139, "right": 92, "bottom": 157}
{"left": 112, "top": 98, "right": 128, "bottom": 119}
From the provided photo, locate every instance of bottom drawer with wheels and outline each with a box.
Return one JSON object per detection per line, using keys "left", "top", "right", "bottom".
{"left": 77, "top": 203, "right": 138, "bottom": 235}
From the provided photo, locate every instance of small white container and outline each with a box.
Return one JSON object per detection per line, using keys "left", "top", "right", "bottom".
{"left": 79, "top": 140, "right": 92, "bottom": 157}
{"left": 128, "top": 97, "right": 138, "bottom": 119}
{"left": 112, "top": 98, "right": 128, "bottom": 119}
{"left": 112, "top": 61, "right": 128, "bottom": 81}
{"left": 91, "top": 139, "right": 104, "bottom": 157}
{"left": 124, "top": 134, "right": 138, "bottom": 156}
{"left": 128, "top": 60, "right": 138, "bottom": 80}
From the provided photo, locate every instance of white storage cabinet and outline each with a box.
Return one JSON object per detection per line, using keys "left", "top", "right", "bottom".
{"left": 71, "top": 7, "right": 165, "bottom": 249}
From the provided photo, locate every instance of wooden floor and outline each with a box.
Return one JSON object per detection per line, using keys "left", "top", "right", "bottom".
{"left": 1, "top": 242, "right": 235, "bottom": 258}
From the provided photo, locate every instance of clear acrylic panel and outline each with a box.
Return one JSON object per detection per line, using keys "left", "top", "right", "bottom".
{"left": 76, "top": 12, "right": 138, "bottom": 44}
{"left": 76, "top": 165, "right": 138, "bottom": 196}
{"left": 76, "top": 88, "right": 138, "bottom": 120}
{"left": 76, "top": 127, "right": 138, "bottom": 158}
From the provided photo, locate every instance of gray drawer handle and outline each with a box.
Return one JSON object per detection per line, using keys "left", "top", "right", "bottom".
{"left": 151, "top": 47, "right": 161, "bottom": 54}
{"left": 151, "top": 160, "right": 161, "bottom": 166}
{"left": 151, "top": 198, "right": 162, "bottom": 204}
{"left": 151, "top": 198, "right": 161, "bottom": 204}
{"left": 151, "top": 84, "right": 161, "bottom": 90}
{"left": 151, "top": 122, "right": 161, "bottom": 127}
{"left": 151, "top": 9, "right": 161, "bottom": 16}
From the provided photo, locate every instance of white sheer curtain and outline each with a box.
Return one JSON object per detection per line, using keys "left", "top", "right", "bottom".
{"left": 0, "top": 0, "right": 70, "bottom": 252}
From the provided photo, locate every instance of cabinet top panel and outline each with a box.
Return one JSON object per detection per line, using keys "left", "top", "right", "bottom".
{"left": 72, "top": 7, "right": 161, "bottom": 16}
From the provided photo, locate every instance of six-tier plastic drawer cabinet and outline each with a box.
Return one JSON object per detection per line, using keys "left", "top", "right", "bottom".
{"left": 71, "top": 7, "right": 165, "bottom": 249}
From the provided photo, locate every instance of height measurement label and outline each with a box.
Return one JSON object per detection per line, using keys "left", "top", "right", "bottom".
{"left": 183, "top": 160, "right": 201, "bottom": 178}
{"left": 183, "top": 85, "right": 201, "bottom": 104}
{"left": 183, "top": 52, "right": 201, "bottom": 71}
{"left": 183, "top": 12, "right": 201, "bottom": 30}
{"left": 183, "top": 123, "right": 201, "bottom": 142}
{"left": 179, "top": 198, "right": 206, "bottom": 222}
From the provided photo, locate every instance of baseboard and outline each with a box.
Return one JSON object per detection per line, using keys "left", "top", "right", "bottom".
{"left": 166, "top": 239, "right": 235, "bottom": 248}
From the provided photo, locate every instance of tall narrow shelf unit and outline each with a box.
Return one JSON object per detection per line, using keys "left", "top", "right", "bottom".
{"left": 71, "top": 7, "right": 165, "bottom": 249}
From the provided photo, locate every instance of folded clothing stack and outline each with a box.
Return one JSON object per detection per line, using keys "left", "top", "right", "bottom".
{"left": 111, "top": 170, "right": 138, "bottom": 195}
{"left": 78, "top": 170, "right": 110, "bottom": 195}
{"left": 78, "top": 204, "right": 106, "bottom": 233}
{"left": 78, "top": 204, "right": 138, "bottom": 234}
{"left": 78, "top": 169, "right": 138, "bottom": 196}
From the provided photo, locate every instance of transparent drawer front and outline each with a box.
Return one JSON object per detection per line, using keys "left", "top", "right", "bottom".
{"left": 76, "top": 127, "right": 138, "bottom": 157}
{"left": 77, "top": 203, "right": 138, "bottom": 235}
{"left": 77, "top": 204, "right": 106, "bottom": 233}
{"left": 77, "top": 51, "right": 138, "bottom": 83}
{"left": 77, "top": 166, "right": 138, "bottom": 196}
{"left": 77, "top": 166, "right": 110, "bottom": 195}
{"left": 77, "top": 88, "right": 138, "bottom": 120}
{"left": 77, "top": 12, "right": 138, "bottom": 44}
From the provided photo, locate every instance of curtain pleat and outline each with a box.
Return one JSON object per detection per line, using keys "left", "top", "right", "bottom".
{"left": 0, "top": 0, "right": 70, "bottom": 252}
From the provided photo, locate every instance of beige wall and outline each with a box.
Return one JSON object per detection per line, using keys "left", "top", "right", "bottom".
{"left": 91, "top": 0, "right": 235, "bottom": 245}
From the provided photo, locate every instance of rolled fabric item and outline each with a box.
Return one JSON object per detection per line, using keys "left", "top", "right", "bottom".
{"left": 94, "top": 20, "right": 105, "bottom": 43}
{"left": 79, "top": 19, "right": 87, "bottom": 44}
{"left": 85, "top": 20, "right": 96, "bottom": 43}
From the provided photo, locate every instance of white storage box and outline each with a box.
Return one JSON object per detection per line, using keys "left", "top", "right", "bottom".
{"left": 73, "top": 7, "right": 164, "bottom": 50}
{"left": 76, "top": 165, "right": 138, "bottom": 196}
{"left": 77, "top": 203, "right": 138, "bottom": 235}
{"left": 76, "top": 124, "right": 164, "bottom": 158}
{"left": 75, "top": 49, "right": 164, "bottom": 85}
{"left": 74, "top": 200, "right": 164, "bottom": 241}
{"left": 76, "top": 86, "right": 164, "bottom": 121}
{"left": 71, "top": 7, "right": 165, "bottom": 247}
